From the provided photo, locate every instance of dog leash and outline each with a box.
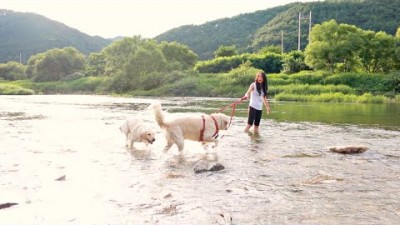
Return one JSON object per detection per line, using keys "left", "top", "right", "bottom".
{"left": 216, "top": 96, "right": 247, "bottom": 127}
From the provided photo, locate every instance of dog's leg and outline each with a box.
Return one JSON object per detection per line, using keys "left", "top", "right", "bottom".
{"left": 171, "top": 130, "right": 184, "bottom": 153}
{"left": 129, "top": 136, "right": 135, "bottom": 150}
{"left": 176, "top": 139, "right": 184, "bottom": 153}
{"left": 125, "top": 133, "right": 130, "bottom": 147}
{"left": 213, "top": 140, "right": 219, "bottom": 149}
{"left": 164, "top": 142, "right": 173, "bottom": 152}
{"left": 164, "top": 133, "right": 174, "bottom": 152}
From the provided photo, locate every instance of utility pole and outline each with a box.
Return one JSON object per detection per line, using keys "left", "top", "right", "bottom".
{"left": 298, "top": 12, "right": 301, "bottom": 51}
{"left": 281, "top": 30, "right": 284, "bottom": 54}
{"left": 308, "top": 11, "right": 312, "bottom": 45}
{"left": 298, "top": 11, "right": 312, "bottom": 51}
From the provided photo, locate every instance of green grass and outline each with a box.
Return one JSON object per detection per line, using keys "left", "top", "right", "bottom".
{"left": 275, "top": 92, "right": 388, "bottom": 103}
{"left": 269, "top": 84, "right": 355, "bottom": 96}
{"left": 0, "top": 83, "right": 35, "bottom": 95}
{"left": 1, "top": 71, "right": 399, "bottom": 104}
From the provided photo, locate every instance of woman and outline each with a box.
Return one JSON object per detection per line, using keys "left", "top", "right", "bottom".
{"left": 243, "top": 71, "right": 271, "bottom": 133}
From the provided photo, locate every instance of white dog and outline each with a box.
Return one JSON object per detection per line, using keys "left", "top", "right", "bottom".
{"left": 119, "top": 118, "right": 156, "bottom": 150}
{"left": 152, "top": 102, "right": 230, "bottom": 153}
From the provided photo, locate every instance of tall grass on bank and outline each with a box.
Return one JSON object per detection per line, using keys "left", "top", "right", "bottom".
{"left": 275, "top": 92, "right": 388, "bottom": 103}
{"left": 0, "top": 83, "right": 34, "bottom": 95}
{"left": 7, "top": 77, "right": 106, "bottom": 94}
{"left": 269, "top": 84, "right": 355, "bottom": 96}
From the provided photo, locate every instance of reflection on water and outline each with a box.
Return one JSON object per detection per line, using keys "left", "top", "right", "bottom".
{"left": 0, "top": 95, "right": 399, "bottom": 224}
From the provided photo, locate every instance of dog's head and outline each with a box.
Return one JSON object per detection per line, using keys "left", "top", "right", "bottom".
{"left": 212, "top": 113, "right": 230, "bottom": 130}
{"left": 141, "top": 129, "right": 156, "bottom": 144}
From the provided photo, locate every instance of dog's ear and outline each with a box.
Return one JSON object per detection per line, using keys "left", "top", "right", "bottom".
{"left": 224, "top": 121, "right": 229, "bottom": 129}
{"left": 139, "top": 132, "right": 145, "bottom": 140}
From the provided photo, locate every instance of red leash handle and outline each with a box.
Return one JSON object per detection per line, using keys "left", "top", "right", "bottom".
{"left": 216, "top": 96, "right": 247, "bottom": 113}
{"left": 216, "top": 96, "right": 247, "bottom": 127}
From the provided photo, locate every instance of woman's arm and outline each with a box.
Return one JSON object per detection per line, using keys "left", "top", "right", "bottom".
{"left": 243, "top": 83, "right": 253, "bottom": 99}
{"left": 263, "top": 95, "right": 271, "bottom": 114}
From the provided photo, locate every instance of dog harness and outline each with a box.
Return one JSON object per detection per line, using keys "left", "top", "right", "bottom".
{"left": 199, "top": 115, "right": 219, "bottom": 142}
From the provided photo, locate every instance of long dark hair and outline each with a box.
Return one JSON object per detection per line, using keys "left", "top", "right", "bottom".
{"left": 255, "top": 71, "right": 268, "bottom": 96}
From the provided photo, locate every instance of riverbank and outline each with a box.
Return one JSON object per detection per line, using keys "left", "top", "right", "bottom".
{"left": 1, "top": 70, "right": 399, "bottom": 104}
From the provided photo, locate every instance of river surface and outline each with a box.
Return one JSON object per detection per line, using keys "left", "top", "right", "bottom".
{"left": 1, "top": 95, "right": 399, "bottom": 224}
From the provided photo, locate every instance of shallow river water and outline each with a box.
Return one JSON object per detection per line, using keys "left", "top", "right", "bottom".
{"left": 1, "top": 95, "right": 399, "bottom": 224}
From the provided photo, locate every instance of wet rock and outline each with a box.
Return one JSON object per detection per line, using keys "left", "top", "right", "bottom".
{"left": 160, "top": 204, "right": 177, "bottom": 215}
{"left": 194, "top": 160, "right": 225, "bottom": 173}
{"left": 208, "top": 163, "right": 225, "bottom": 172}
{"left": 0, "top": 202, "right": 18, "bottom": 210}
{"left": 193, "top": 160, "right": 208, "bottom": 173}
{"left": 55, "top": 175, "right": 66, "bottom": 181}
{"left": 328, "top": 145, "right": 368, "bottom": 154}
{"left": 163, "top": 193, "right": 172, "bottom": 199}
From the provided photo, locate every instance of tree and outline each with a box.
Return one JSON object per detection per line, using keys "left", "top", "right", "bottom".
{"left": 258, "top": 45, "right": 281, "bottom": 54}
{"left": 27, "top": 47, "right": 85, "bottom": 81}
{"left": 159, "top": 41, "right": 198, "bottom": 70}
{"left": 125, "top": 40, "right": 166, "bottom": 79}
{"left": 25, "top": 53, "right": 45, "bottom": 79}
{"left": 358, "top": 31, "right": 396, "bottom": 73}
{"left": 0, "top": 61, "right": 26, "bottom": 80}
{"left": 394, "top": 27, "right": 400, "bottom": 70}
{"left": 102, "top": 36, "right": 143, "bottom": 76}
{"left": 105, "top": 37, "right": 168, "bottom": 91}
{"left": 86, "top": 52, "right": 106, "bottom": 76}
{"left": 281, "top": 51, "right": 309, "bottom": 74}
{"left": 214, "top": 45, "right": 238, "bottom": 58}
{"left": 305, "top": 20, "right": 363, "bottom": 73}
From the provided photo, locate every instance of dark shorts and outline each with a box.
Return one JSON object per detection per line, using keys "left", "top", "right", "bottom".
{"left": 247, "top": 106, "right": 262, "bottom": 126}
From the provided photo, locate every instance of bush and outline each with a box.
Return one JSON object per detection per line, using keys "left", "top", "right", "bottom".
{"left": 289, "top": 71, "right": 328, "bottom": 85}
{"left": 194, "top": 54, "right": 246, "bottom": 73}
{"left": 67, "top": 76, "right": 104, "bottom": 92}
{"left": 267, "top": 73, "right": 292, "bottom": 85}
{"left": 0, "top": 62, "right": 27, "bottom": 81}
{"left": 0, "top": 83, "right": 34, "bottom": 95}
{"left": 226, "top": 62, "right": 260, "bottom": 86}
{"left": 324, "top": 72, "right": 394, "bottom": 93}
{"left": 247, "top": 53, "right": 283, "bottom": 73}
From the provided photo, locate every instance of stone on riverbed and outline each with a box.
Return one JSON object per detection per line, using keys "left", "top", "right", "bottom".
{"left": 328, "top": 145, "right": 368, "bottom": 154}
{"left": 194, "top": 160, "right": 225, "bottom": 173}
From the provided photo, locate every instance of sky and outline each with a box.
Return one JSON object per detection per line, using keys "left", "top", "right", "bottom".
{"left": 1, "top": 0, "right": 319, "bottom": 39}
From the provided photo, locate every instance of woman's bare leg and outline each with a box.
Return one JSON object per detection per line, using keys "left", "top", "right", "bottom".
{"left": 244, "top": 124, "right": 252, "bottom": 132}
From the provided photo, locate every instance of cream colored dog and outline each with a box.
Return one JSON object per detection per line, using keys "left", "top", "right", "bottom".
{"left": 152, "top": 102, "right": 230, "bottom": 153}
{"left": 119, "top": 118, "right": 156, "bottom": 150}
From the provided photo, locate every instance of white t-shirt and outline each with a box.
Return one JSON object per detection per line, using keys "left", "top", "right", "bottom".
{"left": 249, "top": 82, "right": 265, "bottom": 110}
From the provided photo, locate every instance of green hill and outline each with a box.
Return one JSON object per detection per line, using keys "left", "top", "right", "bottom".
{"left": 155, "top": 0, "right": 400, "bottom": 59}
{"left": 2, "top": 0, "right": 399, "bottom": 63}
{"left": 0, "top": 9, "right": 111, "bottom": 63}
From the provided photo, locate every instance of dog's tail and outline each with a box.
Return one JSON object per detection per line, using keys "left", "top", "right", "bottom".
{"left": 151, "top": 102, "right": 167, "bottom": 128}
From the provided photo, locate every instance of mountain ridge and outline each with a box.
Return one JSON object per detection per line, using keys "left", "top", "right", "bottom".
{"left": 1, "top": 0, "right": 400, "bottom": 63}
{"left": 0, "top": 9, "right": 111, "bottom": 63}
